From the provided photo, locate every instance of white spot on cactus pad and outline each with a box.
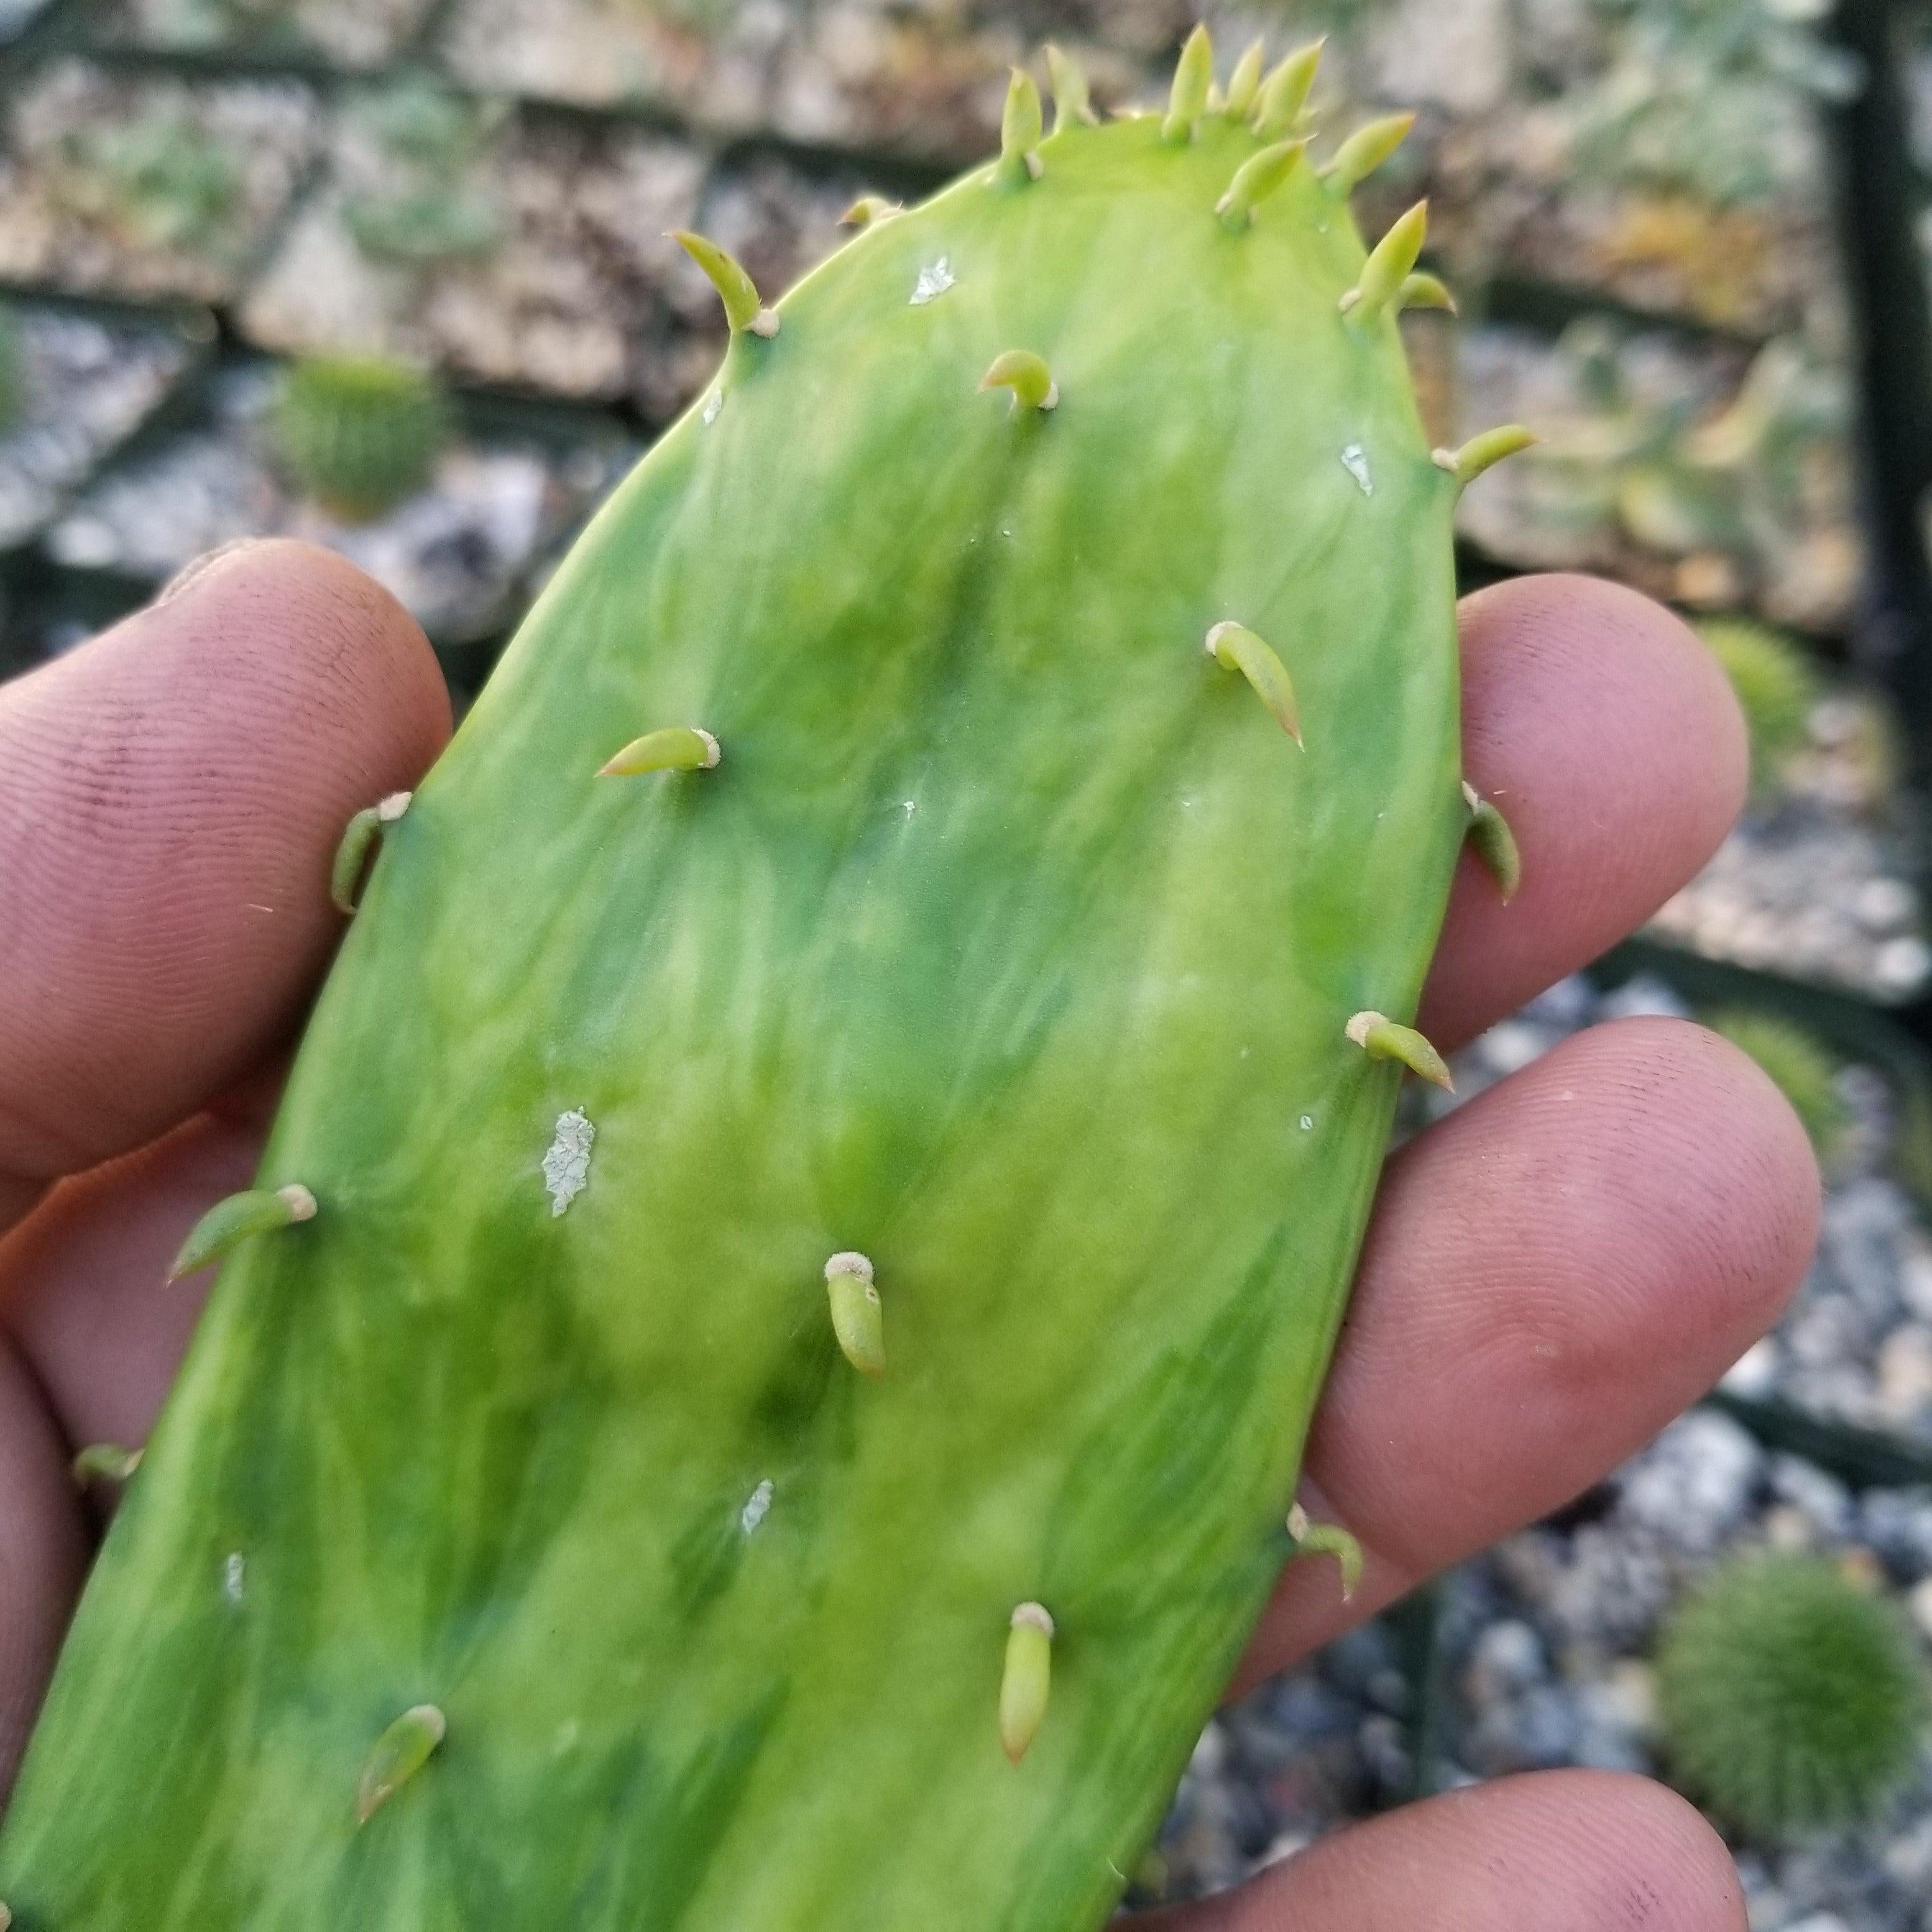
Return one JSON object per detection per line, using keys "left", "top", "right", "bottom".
{"left": 910, "top": 257, "right": 955, "bottom": 305}
{"left": 1340, "top": 443, "right": 1374, "bottom": 495}
{"left": 702, "top": 390, "right": 723, "bottom": 425}
{"left": 1300, "top": 1114, "right": 1314, "bottom": 1131}
{"left": 223, "top": 1552, "right": 246, "bottom": 1602}
{"left": 740, "top": 1480, "right": 774, "bottom": 1534}
{"left": 542, "top": 1109, "right": 595, "bottom": 1217}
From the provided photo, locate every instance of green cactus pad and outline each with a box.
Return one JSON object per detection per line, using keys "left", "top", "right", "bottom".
{"left": 0, "top": 47, "right": 1479, "bottom": 1932}
{"left": 1658, "top": 1552, "right": 1930, "bottom": 1839}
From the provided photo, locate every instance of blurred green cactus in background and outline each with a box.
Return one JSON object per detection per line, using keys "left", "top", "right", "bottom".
{"left": 52, "top": 107, "right": 243, "bottom": 251}
{"left": 1519, "top": 328, "right": 1848, "bottom": 601}
{"left": 1658, "top": 1551, "right": 1929, "bottom": 1839}
{"left": 271, "top": 353, "right": 450, "bottom": 521}
{"left": 344, "top": 79, "right": 507, "bottom": 267}
{"left": 1696, "top": 617, "right": 1820, "bottom": 794}
{"left": 1704, "top": 1009, "right": 1847, "bottom": 1162}
{"left": 1576, "top": 0, "right": 1856, "bottom": 206}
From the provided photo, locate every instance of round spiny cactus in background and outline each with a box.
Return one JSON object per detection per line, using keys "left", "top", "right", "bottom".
{"left": 1658, "top": 1552, "right": 1930, "bottom": 1840}
{"left": 1705, "top": 1009, "right": 1847, "bottom": 1164}
{"left": 1697, "top": 617, "right": 1818, "bottom": 795}
{"left": 270, "top": 354, "right": 450, "bottom": 522}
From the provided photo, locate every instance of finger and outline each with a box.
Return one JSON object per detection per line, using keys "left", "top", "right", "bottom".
{"left": 1233, "top": 1016, "right": 1818, "bottom": 1693}
{"left": 0, "top": 540, "right": 448, "bottom": 1234}
{"left": 1425, "top": 574, "right": 1747, "bottom": 1050}
{"left": 1, "top": 1112, "right": 261, "bottom": 1454}
{"left": 1135, "top": 1771, "right": 1743, "bottom": 1932}
{"left": 0, "top": 1340, "right": 87, "bottom": 1787}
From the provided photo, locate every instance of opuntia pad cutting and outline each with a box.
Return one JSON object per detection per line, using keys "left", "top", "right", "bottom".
{"left": 0, "top": 30, "right": 1528, "bottom": 1930}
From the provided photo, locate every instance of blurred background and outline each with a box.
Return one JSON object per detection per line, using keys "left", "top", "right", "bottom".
{"left": 6, "top": 0, "right": 1932, "bottom": 1923}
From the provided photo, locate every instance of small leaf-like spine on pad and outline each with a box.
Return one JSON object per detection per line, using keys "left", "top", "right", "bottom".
{"left": 1346, "top": 1011, "right": 1453, "bottom": 1091}
{"left": 1322, "top": 112, "right": 1417, "bottom": 197}
{"left": 1046, "top": 44, "right": 1098, "bottom": 132}
{"left": 1251, "top": 40, "right": 1324, "bottom": 140}
{"left": 1287, "top": 1503, "right": 1363, "bottom": 1600}
{"left": 1222, "top": 40, "right": 1266, "bottom": 121}
{"left": 1000, "top": 1602, "right": 1054, "bottom": 1763}
{"left": 1434, "top": 425, "right": 1538, "bottom": 494}
{"left": 73, "top": 1443, "right": 143, "bottom": 1489}
{"left": 1163, "top": 24, "right": 1213, "bottom": 144}
{"left": 670, "top": 231, "right": 778, "bottom": 338}
{"left": 355, "top": 1704, "right": 446, "bottom": 1825}
{"left": 1340, "top": 201, "right": 1428, "bottom": 327}
{"left": 168, "top": 1184, "right": 317, "bottom": 1283}
{"left": 980, "top": 349, "right": 1058, "bottom": 413}
{"left": 598, "top": 726, "right": 721, "bottom": 778}
{"left": 825, "top": 1252, "right": 885, "bottom": 1378}
{"left": 1000, "top": 68, "right": 1044, "bottom": 181}
{"left": 1216, "top": 140, "right": 1308, "bottom": 231}
{"left": 1462, "top": 780, "right": 1522, "bottom": 902}
{"left": 1399, "top": 271, "right": 1457, "bottom": 315}
{"left": 1204, "top": 622, "right": 1301, "bottom": 745}
{"left": 330, "top": 788, "right": 412, "bottom": 916}
{"left": 839, "top": 195, "right": 900, "bottom": 229}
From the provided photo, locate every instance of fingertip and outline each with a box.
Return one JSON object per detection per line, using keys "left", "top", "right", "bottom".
{"left": 1426, "top": 574, "right": 1749, "bottom": 1045}
{"left": 1375, "top": 1015, "right": 1819, "bottom": 1431}
{"left": 1556, "top": 1772, "right": 1748, "bottom": 1932}
{"left": 0, "top": 541, "right": 450, "bottom": 1193}
{"left": 1564, "top": 1016, "right": 1822, "bottom": 1350}
{"left": 161, "top": 539, "right": 452, "bottom": 767}
{"left": 1146, "top": 1769, "right": 1745, "bottom": 1932}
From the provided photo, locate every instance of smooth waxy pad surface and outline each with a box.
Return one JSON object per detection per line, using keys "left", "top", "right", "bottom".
{"left": 0, "top": 98, "right": 1464, "bottom": 1932}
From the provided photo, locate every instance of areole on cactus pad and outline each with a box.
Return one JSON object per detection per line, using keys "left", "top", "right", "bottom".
{"left": 0, "top": 28, "right": 1530, "bottom": 1931}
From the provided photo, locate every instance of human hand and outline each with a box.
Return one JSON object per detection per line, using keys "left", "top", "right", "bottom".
{"left": 0, "top": 542, "right": 1817, "bottom": 1929}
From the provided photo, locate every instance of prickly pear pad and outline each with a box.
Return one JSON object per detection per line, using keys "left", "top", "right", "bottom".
{"left": 0, "top": 77, "right": 1468, "bottom": 1932}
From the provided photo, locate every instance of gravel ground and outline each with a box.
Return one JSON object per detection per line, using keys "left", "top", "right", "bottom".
{"left": 0, "top": 63, "right": 321, "bottom": 305}
{"left": 1139, "top": 1615, "right": 1420, "bottom": 1910}
{"left": 0, "top": 0, "right": 49, "bottom": 42}
{"left": 1647, "top": 694, "right": 1926, "bottom": 1002}
{"left": 0, "top": 302, "right": 204, "bottom": 552}
{"left": 46, "top": 362, "right": 632, "bottom": 641}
